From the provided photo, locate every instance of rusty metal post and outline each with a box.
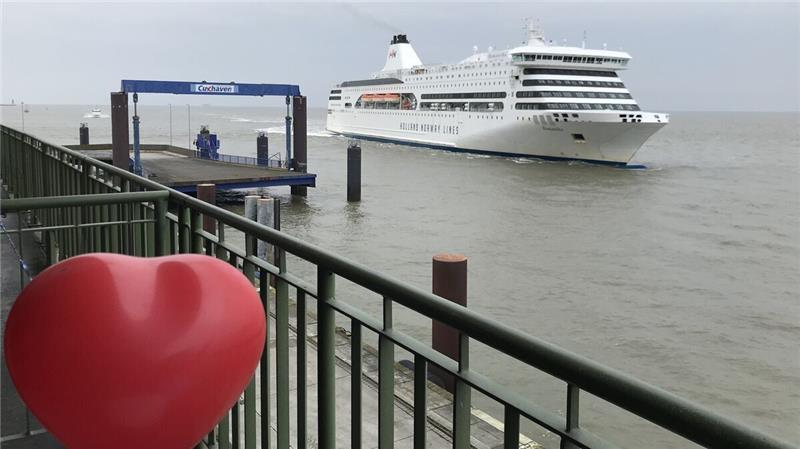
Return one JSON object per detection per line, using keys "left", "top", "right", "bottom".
{"left": 431, "top": 253, "right": 467, "bottom": 393}
{"left": 110, "top": 92, "right": 130, "bottom": 171}
{"left": 347, "top": 141, "right": 361, "bottom": 202}
{"left": 197, "top": 183, "right": 216, "bottom": 233}
{"left": 291, "top": 95, "right": 307, "bottom": 196}
{"left": 79, "top": 123, "right": 89, "bottom": 145}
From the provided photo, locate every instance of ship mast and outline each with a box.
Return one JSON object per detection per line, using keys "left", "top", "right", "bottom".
{"left": 526, "top": 19, "right": 546, "bottom": 47}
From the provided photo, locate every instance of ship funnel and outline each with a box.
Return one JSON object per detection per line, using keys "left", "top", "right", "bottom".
{"left": 382, "top": 34, "right": 423, "bottom": 72}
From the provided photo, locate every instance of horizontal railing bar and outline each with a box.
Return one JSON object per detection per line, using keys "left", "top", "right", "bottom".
{"left": 0, "top": 219, "right": 154, "bottom": 234}
{"left": 0, "top": 428, "right": 50, "bottom": 443}
{"left": 1, "top": 191, "right": 168, "bottom": 211}
{"left": 2, "top": 125, "right": 793, "bottom": 449}
{"left": 326, "top": 298, "right": 607, "bottom": 447}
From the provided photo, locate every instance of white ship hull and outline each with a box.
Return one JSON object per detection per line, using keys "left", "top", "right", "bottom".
{"left": 328, "top": 109, "right": 666, "bottom": 165}
{"left": 327, "top": 28, "right": 668, "bottom": 166}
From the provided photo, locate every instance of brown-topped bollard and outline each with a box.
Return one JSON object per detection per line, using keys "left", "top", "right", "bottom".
{"left": 197, "top": 184, "right": 216, "bottom": 233}
{"left": 431, "top": 253, "right": 467, "bottom": 393}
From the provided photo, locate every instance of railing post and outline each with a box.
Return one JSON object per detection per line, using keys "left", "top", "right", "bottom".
{"left": 317, "top": 267, "right": 336, "bottom": 449}
{"left": 453, "top": 333, "right": 471, "bottom": 449}
{"left": 351, "top": 319, "right": 362, "bottom": 449}
{"left": 259, "top": 266, "right": 271, "bottom": 449}
{"left": 503, "top": 406, "right": 520, "bottom": 449}
{"left": 191, "top": 209, "right": 203, "bottom": 253}
{"left": 154, "top": 197, "right": 169, "bottom": 256}
{"left": 178, "top": 205, "right": 190, "bottom": 253}
{"left": 243, "top": 235, "right": 257, "bottom": 449}
{"left": 379, "top": 297, "right": 395, "bottom": 449}
{"left": 561, "top": 384, "right": 580, "bottom": 449}
{"left": 296, "top": 291, "right": 307, "bottom": 449}
{"left": 275, "top": 199, "right": 290, "bottom": 449}
{"left": 413, "top": 355, "right": 427, "bottom": 449}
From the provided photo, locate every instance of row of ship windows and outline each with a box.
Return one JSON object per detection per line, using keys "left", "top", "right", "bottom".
{"left": 523, "top": 68, "right": 618, "bottom": 78}
{"left": 515, "top": 103, "right": 641, "bottom": 111}
{"left": 338, "top": 82, "right": 509, "bottom": 92}
{"left": 420, "top": 91, "right": 506, "bottom": 99}
{"left": 333, "top": 80, "right": 620, "bottom": 97}
{"left": 411, "top": 60, "right": 510, "bottom": 75}
{"left": 522, "top": 79, "right": 625, "bottom": 88}
{"left": 337, "top": 102, "right": 637, "bottom": 112}
{"left": 410, "top": 70, "right": 509, "bottom": 82}
{"left": 516, "top": 91, "right": 632, "bottom": 99}
{"left": 349, "top": 100, "right": 503, "bottom": 112}
{"left": 420, "top": 102, "right": 503, "bottom": 112}
{"left": 513, "top": 54, "right": 629, "bottom": 65}
{"left": 336, "top": 89, "right": 628, "bottom": 102}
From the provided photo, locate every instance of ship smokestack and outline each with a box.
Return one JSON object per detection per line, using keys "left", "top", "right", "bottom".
{"left": 382, "top": 34, "right": 423, "bottom": 72}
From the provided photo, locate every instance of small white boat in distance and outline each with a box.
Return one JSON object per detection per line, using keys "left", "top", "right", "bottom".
{"left": 90, "top": 108, "right": 102, "bottom": 118}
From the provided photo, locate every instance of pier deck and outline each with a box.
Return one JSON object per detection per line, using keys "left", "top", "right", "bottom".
{"left": 66, "top": 144, "right": 316, "bottom": 193}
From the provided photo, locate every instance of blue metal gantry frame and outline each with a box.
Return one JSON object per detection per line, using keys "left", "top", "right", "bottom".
{"left": 120, "top": 80, "right": 301, "bottom": 175}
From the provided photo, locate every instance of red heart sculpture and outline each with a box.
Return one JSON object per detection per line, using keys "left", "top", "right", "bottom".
{"left": 4, "top": 253, "right": 266, "bottom": 449}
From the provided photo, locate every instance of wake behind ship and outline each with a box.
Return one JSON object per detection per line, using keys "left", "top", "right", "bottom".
{"left": 326, "top": 23, "right": 669, "bottom": 165}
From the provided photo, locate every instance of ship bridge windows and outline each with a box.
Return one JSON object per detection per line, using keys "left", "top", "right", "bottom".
{"left": 514, "top": 54, "right": 629, "bottom": 65}
{"left": 523, "top": 68, "right": 618, "bottom": 77}
{"left": 516, "top": 91, "right": 632, "bottom": 99}
{"left": 522, "top": 79, "right": 625, "bottom": 88}
{"left": 330, "top": 89, "right": 342, "bottom": 94}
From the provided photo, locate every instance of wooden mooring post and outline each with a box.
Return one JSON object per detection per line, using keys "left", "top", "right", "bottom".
{"left": 431, "top": 253, "right": 468, "bottom": 393}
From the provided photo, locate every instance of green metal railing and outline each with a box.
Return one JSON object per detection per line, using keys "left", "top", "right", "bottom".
{"left": 0, "top": 124, "right": 794, "bottom": 449}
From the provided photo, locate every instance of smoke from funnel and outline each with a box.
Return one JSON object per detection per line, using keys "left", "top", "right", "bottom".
{"left": 341, "top": 4, "right": 402, "bottom": 34}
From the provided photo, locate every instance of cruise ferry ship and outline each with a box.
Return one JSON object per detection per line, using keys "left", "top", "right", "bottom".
{"left": 326, "top": 23, "right": 668, "bottom": 165}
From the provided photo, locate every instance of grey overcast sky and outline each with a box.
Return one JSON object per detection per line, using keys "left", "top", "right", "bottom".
{"left": 1, "top": 2, "right": 798, "bottom": 111}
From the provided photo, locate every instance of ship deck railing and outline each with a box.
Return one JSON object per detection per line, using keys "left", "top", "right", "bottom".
{"left": 0, "top": 124, "right": 794, "bottom": 449}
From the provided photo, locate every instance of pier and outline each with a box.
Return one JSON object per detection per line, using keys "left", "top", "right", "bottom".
{"left": 1, "top": 124, "right": 793, "bottom": 449}
{"left": 105, "top": 79, "right": 315, "bottom": 195}
{"left": 65, "top": 143, "right": 316, "bottom": 193}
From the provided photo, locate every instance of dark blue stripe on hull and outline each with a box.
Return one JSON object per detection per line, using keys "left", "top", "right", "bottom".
{"left": 336, "top": 132, "right": 645, "bottom": 169}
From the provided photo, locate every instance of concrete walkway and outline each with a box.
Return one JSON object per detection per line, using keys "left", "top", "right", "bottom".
{"left": 1, "top": 208, "right": 63, "bottom": 449}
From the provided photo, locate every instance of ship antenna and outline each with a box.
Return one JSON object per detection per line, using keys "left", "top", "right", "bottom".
{"left": 582, "top": 30, "right": 587, "bottom": 49}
